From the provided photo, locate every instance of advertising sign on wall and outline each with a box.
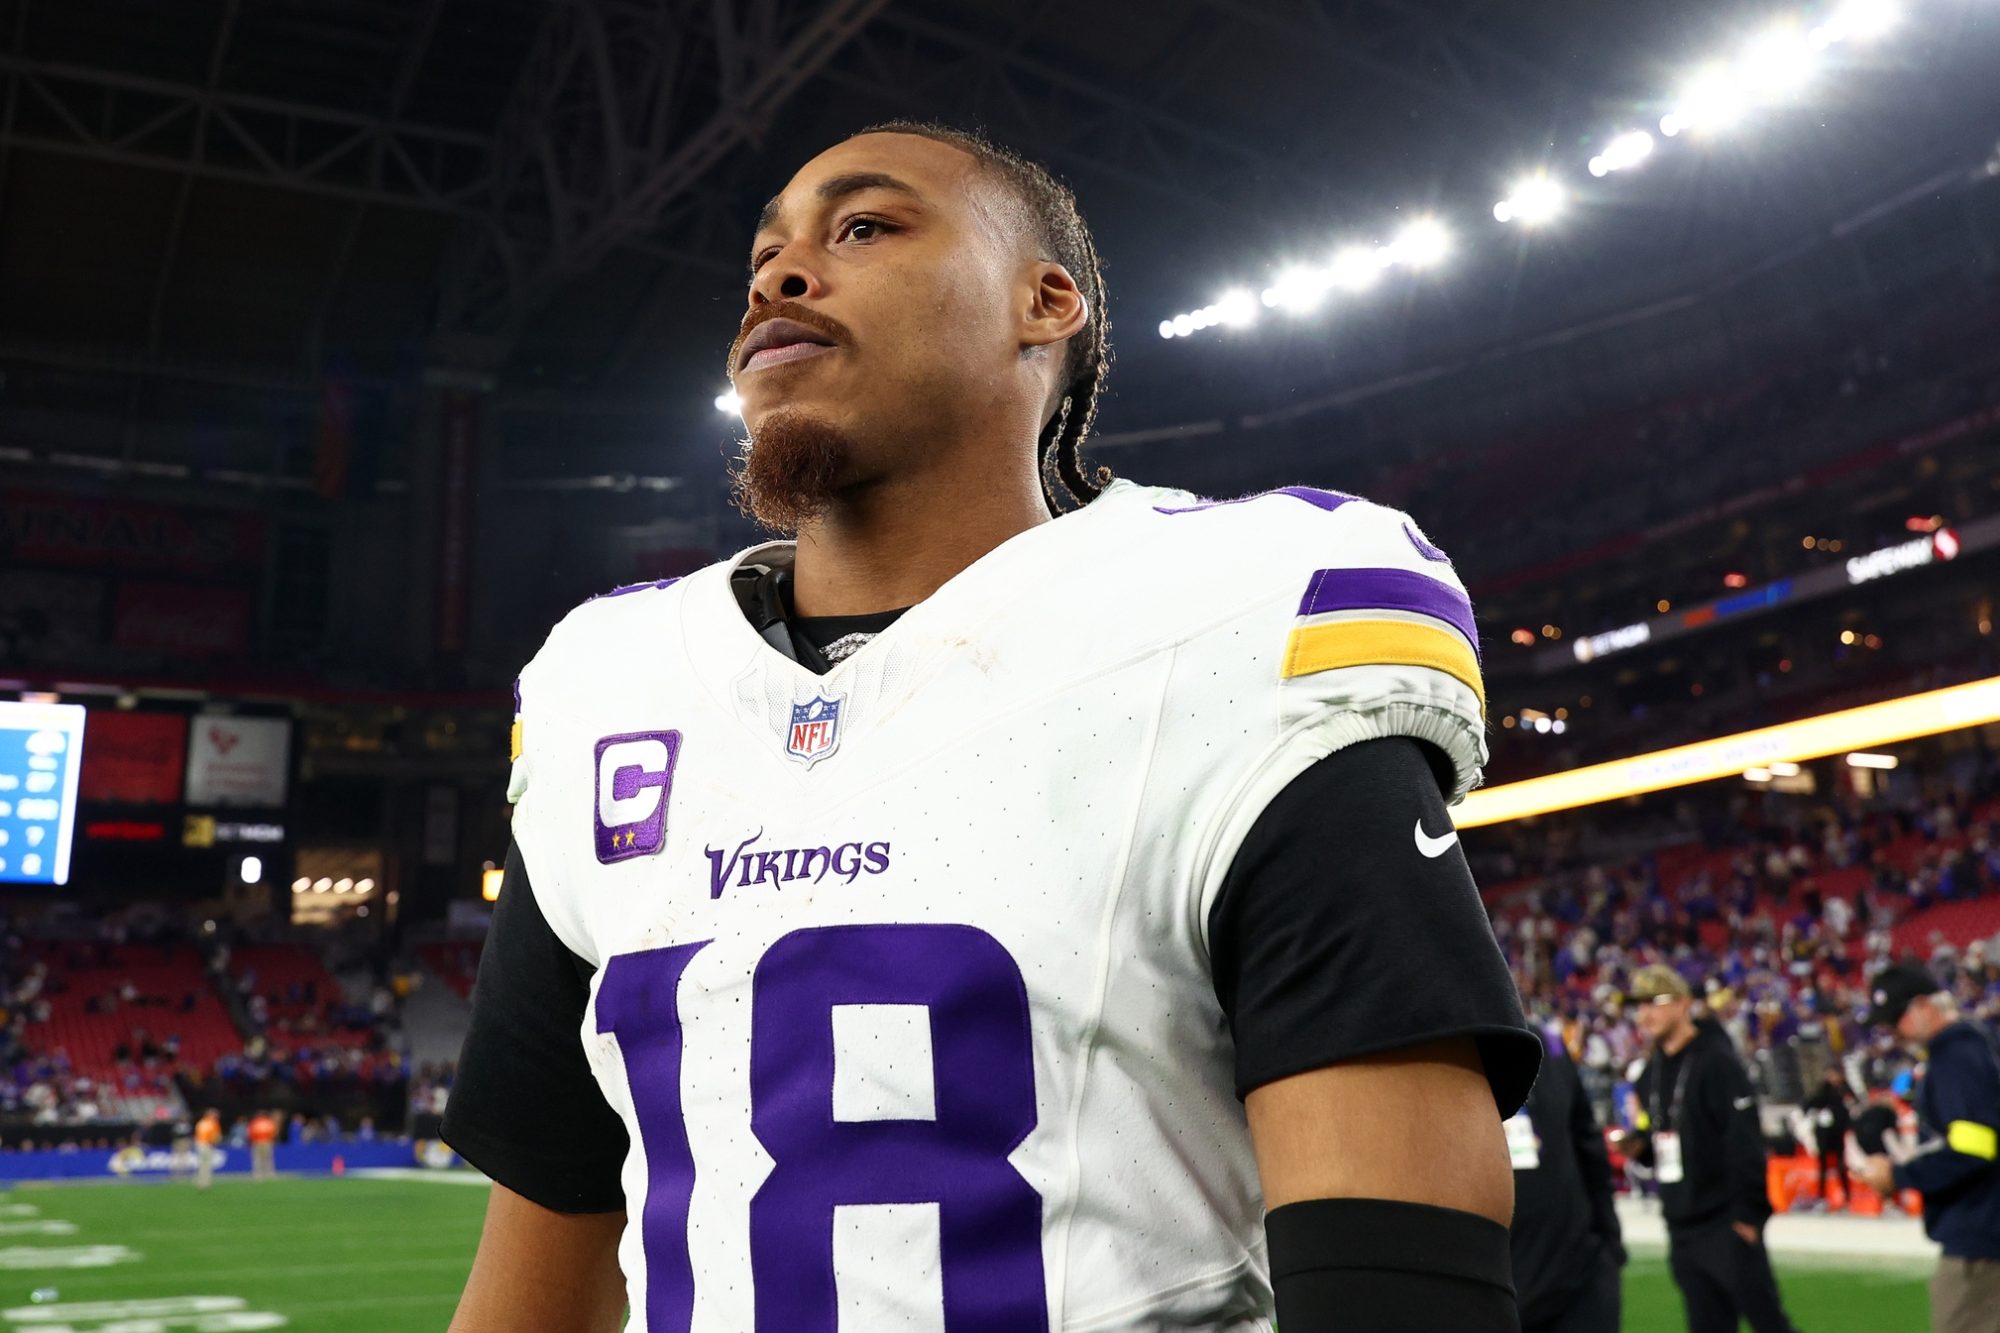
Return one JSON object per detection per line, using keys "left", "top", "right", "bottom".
{"left": 184, "top": 716, "right": 291, "bottom": 808}
{"left": 0, "top": 490, "right": 263, "bottom": 575}
{"left": 78, "top": 712, "right": 187, "bottom": 805}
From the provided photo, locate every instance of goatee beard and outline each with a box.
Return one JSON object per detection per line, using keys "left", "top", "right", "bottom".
{"left": 730, "top": 410, "right": 856, "bottom": 534}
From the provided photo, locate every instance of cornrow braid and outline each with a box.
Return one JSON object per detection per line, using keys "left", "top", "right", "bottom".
{"left": 851, "top": 120, "right": 1114, "bottom": 514}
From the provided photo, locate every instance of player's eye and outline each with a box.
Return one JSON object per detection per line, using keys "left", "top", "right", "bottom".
{"left": 838, "top": 216, "right": 894, "bottom": 246}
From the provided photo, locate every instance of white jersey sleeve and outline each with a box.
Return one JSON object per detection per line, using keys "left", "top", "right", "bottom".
{"left": 1136, "top": 486, "right": 1488, "bottom": 937}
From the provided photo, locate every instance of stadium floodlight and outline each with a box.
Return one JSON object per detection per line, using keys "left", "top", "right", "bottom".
{"left": 1589, "top": 131, "right": 1655, "bottom": 178}
{"left": 1738, "top": 23, "right": 1818, "bottom": 103}
{"left": 1744, "top": 767, "right": 1773, "bottom": 782}
{"left": 1262, "top": 264, "right": 1337, "bottom": 313}
{"left": 1388, "top": 218, "right": 1451, "bottom": 270}
{"left": 240, "top": 856, "right": 262, "bottom": 885}
{"left": 1813, "top": 0, "right": 1900, "bottom": 47}
{"left": 1665, "top": 65, "right": 1749, "bottom": 138}
{"left": 1158, "top": 319, "right": 1177, "bottom": 339}
{"left": 1494, "top": 175, "right": 1566, "bottom": 226}
{"left": 1768, "top": 761, "right": 1802, "bottom": 777}
{"left": 1213, "top": 288, "right": 1259, "bottom": 328}
{"left": 1846, "top": 751, "right": 1899, "bottom": 769}
{"left": 714, "top": 389, "right": 743, "bottom": 414}
{"left": 1329, "top": 246, "right": 1386, "bottom": 291}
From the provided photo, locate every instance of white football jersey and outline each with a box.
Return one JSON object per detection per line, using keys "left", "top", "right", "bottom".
{"left": 507, "top": 479, "right": 1488, "bottom": 1332}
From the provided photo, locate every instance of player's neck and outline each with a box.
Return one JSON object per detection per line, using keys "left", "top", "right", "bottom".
{"left": 788, "top": 457, "right": 1051, "bottom": 617}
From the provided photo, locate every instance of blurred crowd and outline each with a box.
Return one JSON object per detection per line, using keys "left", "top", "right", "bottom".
{"left": 1491, "top": 749, "right": 2000, "bottom": 1121}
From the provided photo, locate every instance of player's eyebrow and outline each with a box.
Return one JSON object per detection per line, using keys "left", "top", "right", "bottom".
{"left": 752, "top": 172, "right": 925, "bottom": 252}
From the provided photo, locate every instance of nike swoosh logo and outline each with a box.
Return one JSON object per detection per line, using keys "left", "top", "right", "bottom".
{"left": 1414, "top": 819, "right": 1460, "bottom": 859}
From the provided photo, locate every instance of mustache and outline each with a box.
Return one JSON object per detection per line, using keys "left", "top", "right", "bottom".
{"left": 727, "top": 302, "right": 852, "bottom": 378}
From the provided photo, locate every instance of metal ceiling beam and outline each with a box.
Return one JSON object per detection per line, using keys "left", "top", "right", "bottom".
{"left": 0, "top": 52, "right": 492, "bottom": 214}
{"left": 305, "top": 0, "right": 453, "bottom": 371}
{"left": 433, "top": 0, "right": 893, "bottom": 352}
{"left": 146, "top": 0, "right": 240, "bottom": 356}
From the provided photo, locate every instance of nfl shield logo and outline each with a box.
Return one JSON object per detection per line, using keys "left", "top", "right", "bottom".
{"left": 786, "top": 696, "right": 843, "bottom": 768}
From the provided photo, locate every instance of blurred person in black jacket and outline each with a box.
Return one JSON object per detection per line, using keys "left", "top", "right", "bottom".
{"left": 1858, "top": 964, "right": 2000, "bottom": 1333}
{"left": 1803, "top": 1068, "right": 1854, "bottom": 1209}
{"left": 1627, "top": 966, "right": 1803, "bottom": 1333}
{"left": 1508, "top": 1036, "right": 1623, "bottom": 1333}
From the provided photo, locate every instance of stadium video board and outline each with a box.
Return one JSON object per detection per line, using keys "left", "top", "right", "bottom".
{"left": 0, "top": 700, "right": 87, "bottom": 886}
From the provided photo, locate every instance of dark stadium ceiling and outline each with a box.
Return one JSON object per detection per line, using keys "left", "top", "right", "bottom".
{"left": 0, "top": 0, "right": 1996, "bottom": 442}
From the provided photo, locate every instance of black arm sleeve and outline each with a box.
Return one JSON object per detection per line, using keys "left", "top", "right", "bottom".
{"left": 1209, "top": 737, "right": 1541, "bottom": 1112}
{"left": 441, "top": 839, "right": 629, "bottom": 1213}
{"left": 1267, "top": 1198, "right": 1519, "bottom": 1333}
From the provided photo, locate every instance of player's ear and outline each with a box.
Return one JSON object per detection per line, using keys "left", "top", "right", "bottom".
{"left": 1020, "top": 261, "right": 1087, "bottom": 353}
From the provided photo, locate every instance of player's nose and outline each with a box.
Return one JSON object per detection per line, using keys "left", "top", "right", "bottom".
{"left": 750, "top": 244, "right": 824, "bottom": 307}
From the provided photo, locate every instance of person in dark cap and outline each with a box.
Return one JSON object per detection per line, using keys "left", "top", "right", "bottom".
{"left": 1858, "top": 963, "right": 2000, "bottom": 1333}
{"left": 1626, "top": 965, "right": 1803, "bottom": 1333}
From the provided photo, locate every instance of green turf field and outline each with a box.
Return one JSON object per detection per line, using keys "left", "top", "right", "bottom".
{"left": 1619, "top": 1252, "right": 1928, "bottom": 1333}
{"left": 0, "top": 1175, "right": 1933, "bottom": 1330}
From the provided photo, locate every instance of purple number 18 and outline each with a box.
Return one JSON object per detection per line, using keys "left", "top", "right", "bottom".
{"left": 595, "top": 923, "right": 1049, "bottom": 1331}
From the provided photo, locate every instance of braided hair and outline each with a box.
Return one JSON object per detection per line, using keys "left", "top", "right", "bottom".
{"left": 850, "top": 120, "right": 1113, "bottom": 513}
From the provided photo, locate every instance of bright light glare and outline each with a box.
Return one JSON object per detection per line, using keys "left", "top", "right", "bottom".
{"left": 714, "top": 389, "right": 743, "bottom": 414}
{"left": 1329, "top": 246, "right": 1383, "bottom": 292}
{"left": 1591, "top": 131, "right": 1655, "bottom": 178}
{"left": 1214, "top": 288, "right": 1258, "bottom": 327}
{"left": 1667, "top": 66, "right": 1749, "bottom": 138}
{"left": 240, "top": 856, "right": 262, "bottom": 885}
{"left": 1162, "top": 289, "right": 1261, "bottom": 338}
{"left": 1262, "top": 265, "right": 1335, "bottom": 313}
{"left": 1494, "top": 175, "right": 1566, "bottom": 226}
{"left": 1389, "top": 218, "right": 1451, "bottom": 269}
{"left": 1814, "top": 0, "right": 1900, "bottom": 47}
{"left": 1739, "top": 24, "right": 1818, "bottom": 103}
{"left": 1846, "top": 751, "right": 1899, "bottom": 769}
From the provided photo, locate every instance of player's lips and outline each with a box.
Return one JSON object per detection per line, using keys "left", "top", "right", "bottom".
{"left": 737, "top": 317, "right": 837, "bottom": 372}
{"left": 742, "top": 341, "right": 836, "bottom": 372}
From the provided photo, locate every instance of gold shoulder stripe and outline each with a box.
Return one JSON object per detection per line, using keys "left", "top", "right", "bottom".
{"left": 510, "top": 719, "right": 523, "bottom": 764}
{"left": 1282, "top": 619, "right": 1485, "bottom": 713}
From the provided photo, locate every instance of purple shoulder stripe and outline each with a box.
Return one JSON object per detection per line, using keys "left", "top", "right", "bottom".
{"left": 1155, "top": 485, "right": 1360, "bottom": 515}
{"left": 511, "top": 677, "right": 522, "bottom": 714}
{"left": 590, "top": 576, "right": 682, "bottom": 602}
{"left": 1403, "top": 521, "right": 1451, "bottom": 563}
{"left": 1298, "top": 566, "right": 1480, "bottom": 661}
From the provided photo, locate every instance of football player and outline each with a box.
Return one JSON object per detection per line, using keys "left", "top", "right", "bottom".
{"left": 444, "top": 121, "right": 1540, "bottom": 1332}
